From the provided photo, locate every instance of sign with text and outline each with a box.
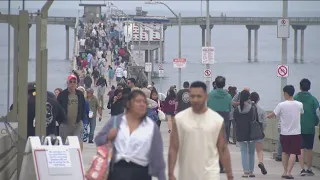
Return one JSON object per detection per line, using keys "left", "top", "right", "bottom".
{"left": 277, "top": 19, "right": 290, "bottom": 38}
{"left": 145, "top": 62, "right": 152, "bottom": 72}
{"left": 46, "top": 149, "right": 72, "bottom": 168}
{"left": 202, "top": 47, "right": 215, "bottom": 64}
{"left": 173, "top": 58, "right": 186, "bottom": 68}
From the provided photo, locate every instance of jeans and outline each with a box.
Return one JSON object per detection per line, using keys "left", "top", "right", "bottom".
{"left": 88, "top": 117, "right": 97, "bottom": 141}
{"left": 225, "top": 119, "right": 237, "bottom": 143}
{"left": 239, "top": 141, "right": 256, "bottom": 173}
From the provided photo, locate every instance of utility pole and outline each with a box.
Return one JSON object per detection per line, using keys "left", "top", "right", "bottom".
{"left": 178, "top": 13, "right": 181, "bottom": 90}
{"left": 281, "top": 0, "right": 288, "bottom": 101}
{"left": 205, "top": 0, "right": 211, "bottom": 90}
{"left": 147, "top": 30, "right": 151, "bottom": 85}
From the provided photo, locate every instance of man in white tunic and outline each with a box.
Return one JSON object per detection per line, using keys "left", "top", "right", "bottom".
{"left": 168, "top": 81, "right": 234, "bottom": 180}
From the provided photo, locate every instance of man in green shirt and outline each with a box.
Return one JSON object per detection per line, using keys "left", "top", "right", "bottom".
{"left": 294, "top": 78, "right": 319, "bottom": 176}
{"left": 207, "top": 76, "right": 232, "bottom": 173}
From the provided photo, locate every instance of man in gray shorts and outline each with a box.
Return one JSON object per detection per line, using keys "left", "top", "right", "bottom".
{"left": 57, "top": 74, "right": 86, "bottom": 150}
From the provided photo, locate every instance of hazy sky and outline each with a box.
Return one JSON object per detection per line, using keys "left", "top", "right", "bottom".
{"left": 0, "top": 1, "right": 319, "bottom": 12}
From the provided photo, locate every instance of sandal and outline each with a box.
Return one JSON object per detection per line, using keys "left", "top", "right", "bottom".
{"left": 242, "top": 174, "right": 249, "bottom": 178}
{"left": 282, "top": 175, "right": 294, "bottom": 179}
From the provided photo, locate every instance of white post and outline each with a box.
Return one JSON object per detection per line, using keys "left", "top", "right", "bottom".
{"left": 147, "top": 30, "right": 151, "bottom": 85}
{"left": 280, "top": 0, "right": 288, "bottom": 101}
{"left": 178, "top": 13, "right": 182, "bottom": 90}
{"left": 205, "top": 0, "right": 211, "bottom": 90}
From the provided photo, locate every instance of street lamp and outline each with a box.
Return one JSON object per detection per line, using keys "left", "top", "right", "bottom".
{"left": 145, "top": 1, "right": 182, "bottom": 90}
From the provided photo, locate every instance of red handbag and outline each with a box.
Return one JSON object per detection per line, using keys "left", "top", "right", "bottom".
{"left": 85, "top": 142, "right": 113, "bottom": 180}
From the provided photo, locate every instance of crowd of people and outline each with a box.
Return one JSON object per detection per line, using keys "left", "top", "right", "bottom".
{"left": 92, "top": 75, "right": 319, "bottom": 180}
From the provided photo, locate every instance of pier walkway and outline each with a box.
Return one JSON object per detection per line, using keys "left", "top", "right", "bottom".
{"left": 1, "top": 15, "right": 320, "bottom": 26}
{"left": 83, "top": 109, "right": 320, "bottom": 180}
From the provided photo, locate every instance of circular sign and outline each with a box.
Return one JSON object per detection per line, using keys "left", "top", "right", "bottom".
{"left": 281, "top": 19, "right": 286, "bottom": 25}
{"left": 204, "top": 69, "right": 211, "bottom": 77}
{"left": 277, "top": 65, "right": 288, "bottom": 77}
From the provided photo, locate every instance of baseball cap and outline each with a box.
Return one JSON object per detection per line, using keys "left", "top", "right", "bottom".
{"left": 67, "top": 74, "right": 77, "bottom": 82}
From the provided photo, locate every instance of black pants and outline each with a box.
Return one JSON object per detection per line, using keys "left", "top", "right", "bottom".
{"left": 108, "top": 160, "right": 151, "bottom": 180}
{"left": 156, "top": 120, "right": 161, "bottom": 128}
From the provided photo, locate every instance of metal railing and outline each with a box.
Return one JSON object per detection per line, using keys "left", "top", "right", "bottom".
{"left": 167, "top": 16, "right": 320, "bottom": 26}
{"left": 4, "top": 15, "right": 318, "bottom": 26}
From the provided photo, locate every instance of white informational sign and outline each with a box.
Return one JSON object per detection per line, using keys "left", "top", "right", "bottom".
{"left": 19, "top": 136, "right": 85, "bottom": 180}
{"left": 173, "top": 58, "right": 186, "bottom": 68}
{"left": 125, "top": 35, "right": 131, "bottom": 42}
{"left": 145, "top": 62, "right": 152, "bottom": 72}
{"left": 132, "top": 50, "right": 145, "bottom": 67}
{"left": 277, "top": 64, "right": 289, "bottom": 78}
{"left": 124, "top": 21, "right": 164, "bottom": 42}
{"left": 202, "top": 47, "right": 215, "bottom": 64}
{"left": 277, "top": 19, "right": 290, "bottom": 38}
{"left": 158, "top": 69, "right": 164, "bottom": 77}
{"left": 46, "top": 149, "right": 72, "bottom": 168}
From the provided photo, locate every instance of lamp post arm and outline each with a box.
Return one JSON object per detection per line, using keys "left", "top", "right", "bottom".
{"left": 160, "top": 2, "right": 178, "bottom": 18}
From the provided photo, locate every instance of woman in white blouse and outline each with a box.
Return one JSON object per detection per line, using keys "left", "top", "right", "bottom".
{"left": 95, "top": 90, "right": 166, "bottom": 180}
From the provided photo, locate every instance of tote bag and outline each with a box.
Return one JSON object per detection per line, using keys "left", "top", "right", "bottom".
{"left": 249, "top": 105, "right": 265, "bottom": 141}
{"left": 85, "top": 118, "right": 116, "bottom": 180}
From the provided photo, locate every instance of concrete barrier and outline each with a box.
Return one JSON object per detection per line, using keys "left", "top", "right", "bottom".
{"left": 0, "top": 124, "right": 18, "bottom": 180}
{"left": 231, "top": 113, "right": 320, "bottom": 169}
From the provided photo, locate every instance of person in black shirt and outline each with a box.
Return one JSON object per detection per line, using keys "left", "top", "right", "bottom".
{"left": 96, "top": 75, "right": 108, "bottom": 108}
{"left": 108, "top": 89, "right": 124, "bottom": 116}
{"left": 10, "top": 82, "right": 67, "bottom": 137}
{"left": 175, "top": 81, "right": 191, "bottom": 113}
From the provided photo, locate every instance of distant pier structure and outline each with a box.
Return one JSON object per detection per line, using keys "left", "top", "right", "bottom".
{"left": 79, "top": 3, "right": 106, "bottom": 23}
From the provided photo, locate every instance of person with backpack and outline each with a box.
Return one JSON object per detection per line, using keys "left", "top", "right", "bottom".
{"left": 83, "top": 71, "right": 92, "bottom": 90}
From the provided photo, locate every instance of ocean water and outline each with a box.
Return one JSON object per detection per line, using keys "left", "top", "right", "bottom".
{"left": 0, "top": 8, "right": 319, "bottom": 115}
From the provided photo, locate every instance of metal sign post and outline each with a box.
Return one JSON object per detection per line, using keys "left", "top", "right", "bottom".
{"left": 280, "top": 0, "right": 288, "bottom": 101}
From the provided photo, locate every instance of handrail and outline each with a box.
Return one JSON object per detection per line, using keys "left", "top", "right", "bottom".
{"left": 2, "top": 15, "right": 319, "bottom": 26}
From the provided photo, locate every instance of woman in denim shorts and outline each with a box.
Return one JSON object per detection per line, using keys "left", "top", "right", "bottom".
{"left": 250, "top": 92, "right": 268, "bottom": 175}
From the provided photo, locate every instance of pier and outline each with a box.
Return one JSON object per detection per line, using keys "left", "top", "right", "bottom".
{"left": 1, "top": 15, "right": 319, "bottom": 62}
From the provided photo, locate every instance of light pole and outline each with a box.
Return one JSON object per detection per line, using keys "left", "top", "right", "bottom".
{"left": 145, "top": 1, "right": 182, "bottom": 89}
{"left": 281, "top": 0, "right": 288, "bottom": 101}
{"left": 205, "top": 0, "right": 211, "bottom": 90}
{"left": 147, "top": 29, "right": 151, "bottom": 85}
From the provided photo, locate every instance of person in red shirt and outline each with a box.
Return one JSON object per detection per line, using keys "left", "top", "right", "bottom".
{"left": 82, "top": 58, "right": 88, "bottom": 69}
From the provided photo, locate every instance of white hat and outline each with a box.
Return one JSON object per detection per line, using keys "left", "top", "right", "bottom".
{"left": 147, "top": 85, "right": 153, "bottom": 88}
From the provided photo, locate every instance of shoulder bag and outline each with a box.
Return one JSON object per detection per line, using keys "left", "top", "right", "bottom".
{"left": 249, "top": 105, "right": 265, "bottom": 141}
{"left": 85, "top": 117, "right": 117, "bottom": 180}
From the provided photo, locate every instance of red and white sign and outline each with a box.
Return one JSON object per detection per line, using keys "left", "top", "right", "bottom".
{"left": 203, "top": 69, "right": 212, "bottom": 78}
{"left": 277, "top": 65, "right": 289, "bottom": 77}
{"left": 158, "top": 63, "right": 164, "bottom": 70}
{"left": 202, "top": 47, "right": 215, "bottom": 64}
{"left": 173, "top": 58, "right": 186, "bottom": 68}
{"left": 277, "top": 18, "right": 289, "bottom": 38}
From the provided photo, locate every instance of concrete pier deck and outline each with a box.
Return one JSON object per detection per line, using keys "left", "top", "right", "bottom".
{"left": 83, "top": 112, "right": 320, "bottom": 180}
